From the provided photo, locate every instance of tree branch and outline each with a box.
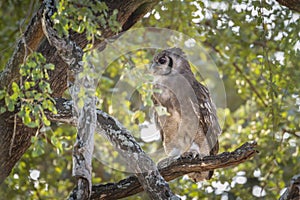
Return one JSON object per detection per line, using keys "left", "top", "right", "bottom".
{"left": 203, "top": 40, "right": 267, "bottom": 107}
{"left": 95, "top": 111, "right": 179, "bottom": 200}
{"left": 282, "top": 128, "right": 300, "bottom": 138}
{"left": 90, "top": 142, "right": 257, "bottom": 199}
{"left": 42, "top": 2, "right": 97, "bottom": 198}
{"left": 279, "top": 174, "right": 300, "bottom": 200}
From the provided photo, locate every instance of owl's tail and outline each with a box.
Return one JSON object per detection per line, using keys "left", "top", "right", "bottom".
{"left": 188, "top": 170, "right": 214, "bottom": 182}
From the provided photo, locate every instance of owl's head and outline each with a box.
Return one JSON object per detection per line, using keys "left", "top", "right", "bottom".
{"left": 150, "top": 47, "right": 191, "bottom": 76}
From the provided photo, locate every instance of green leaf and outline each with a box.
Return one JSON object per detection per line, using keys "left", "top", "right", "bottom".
{"left": 0, "top": 107, "right": 6, "bottom": 114}
{"left": 7, "top": 101, "right": 15, "bottom": 112}
{"left": 24, "top": 81, "right": 31, "bottom": 90}
{"left": 23, "top": 111, "right": 31, "bottom": 124}
{"left": 154, "top": 105, "right": 170, "bottom": 116}
{"left": 27, "top": 121, "right": 38, "bottom": 128}
{"left": 11, "top": 82, "right": 20, "bottom": 93}
{"left": 0, "top": 90, "right": 6, "bottom": 100}
{"left": 43, "top": 117, "right": 51, "bottom": 126}
{"left": 44, "top": 63, "right": 55, "bottom": 70}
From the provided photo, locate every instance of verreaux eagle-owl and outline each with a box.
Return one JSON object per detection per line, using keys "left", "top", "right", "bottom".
{"left": 150, "top": 47, "right": 221, "bottom": 182}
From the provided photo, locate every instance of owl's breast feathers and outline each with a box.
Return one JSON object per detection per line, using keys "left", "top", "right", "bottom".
{"left": 152, "top": 72, "right": 220, "bottom": 139}
{"left": 152, "top": 84, "right": 181, "bottom": 151}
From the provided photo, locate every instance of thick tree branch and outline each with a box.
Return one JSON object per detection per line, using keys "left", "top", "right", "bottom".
{"left": 42, "top": 2, "right": 173, "bottom": 198}
{"left": 279, "top": 174, "right": 300, "bottom": 200}
{"left": 89, "top": 142, "right": 257, "bottom": 199}
{"left": 0, "top": 6, "right": 47, "bottom": 183}
{"left": 42, "top": 2, "right": 97, "bottom": 198}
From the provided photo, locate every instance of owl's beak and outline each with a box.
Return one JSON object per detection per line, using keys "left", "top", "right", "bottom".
{"left": 149, "top": 62, "right": 157, "bottom": 73}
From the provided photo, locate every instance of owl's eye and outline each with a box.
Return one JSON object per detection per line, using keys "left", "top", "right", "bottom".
{"left": 158, "top": 57, "right": 167, "bottom": 65}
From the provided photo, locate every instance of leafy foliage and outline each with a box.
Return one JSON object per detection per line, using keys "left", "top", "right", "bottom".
{"left": 0, "top": 52, "right": 56, "bottom": 127}
{"left": 52, "top": 0, "right": 120, "bottom": 49}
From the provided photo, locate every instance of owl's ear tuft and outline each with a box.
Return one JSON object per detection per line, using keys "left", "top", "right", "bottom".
{"left": 166, "top": 47, "right": 187, "bottom": 59}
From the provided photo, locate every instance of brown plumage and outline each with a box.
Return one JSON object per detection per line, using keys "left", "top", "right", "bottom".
{"left": 150, "top": 48, "right": 220, "bottom": 182}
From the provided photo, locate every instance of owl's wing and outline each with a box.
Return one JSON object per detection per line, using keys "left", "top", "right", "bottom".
{"left": 191, "top": 79, "right": 221, "bottom": 155}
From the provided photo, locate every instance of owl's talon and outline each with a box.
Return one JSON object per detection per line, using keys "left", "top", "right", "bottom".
{"left": 182, "top": 151, "right": 198, "bottom": 159}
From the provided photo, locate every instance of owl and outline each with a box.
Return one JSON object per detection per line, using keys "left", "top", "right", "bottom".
{"left": 150, "top": 48, "right": 221, "bottom": 182}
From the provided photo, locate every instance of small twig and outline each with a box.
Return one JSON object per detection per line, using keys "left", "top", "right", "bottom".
{"left": 282, "top": 128, "right": 300, "bottom": 138}
{"left": 260, "top": 1, "right": 276, "bottom": 131}
{"left": 19, "top": 0, "right": 35, "bottom": 30}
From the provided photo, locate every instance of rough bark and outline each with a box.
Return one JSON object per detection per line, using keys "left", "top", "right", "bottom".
{"left": 42, "top": 2, "right": 96, "bottom": 198}
{"left": 0, "top": 0, "right": 160, "bottom": 185}
{"left": 0, "top": 2, "right": 46, "bottom": 184}
{"left": 3, "top": 0, "right": 295, "bottom": 198}
{"left": 70, "top": 79, "right": 96, "bottom": 199}
{"left": 90, "top": 142, "right": 257, "bottom": 200}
